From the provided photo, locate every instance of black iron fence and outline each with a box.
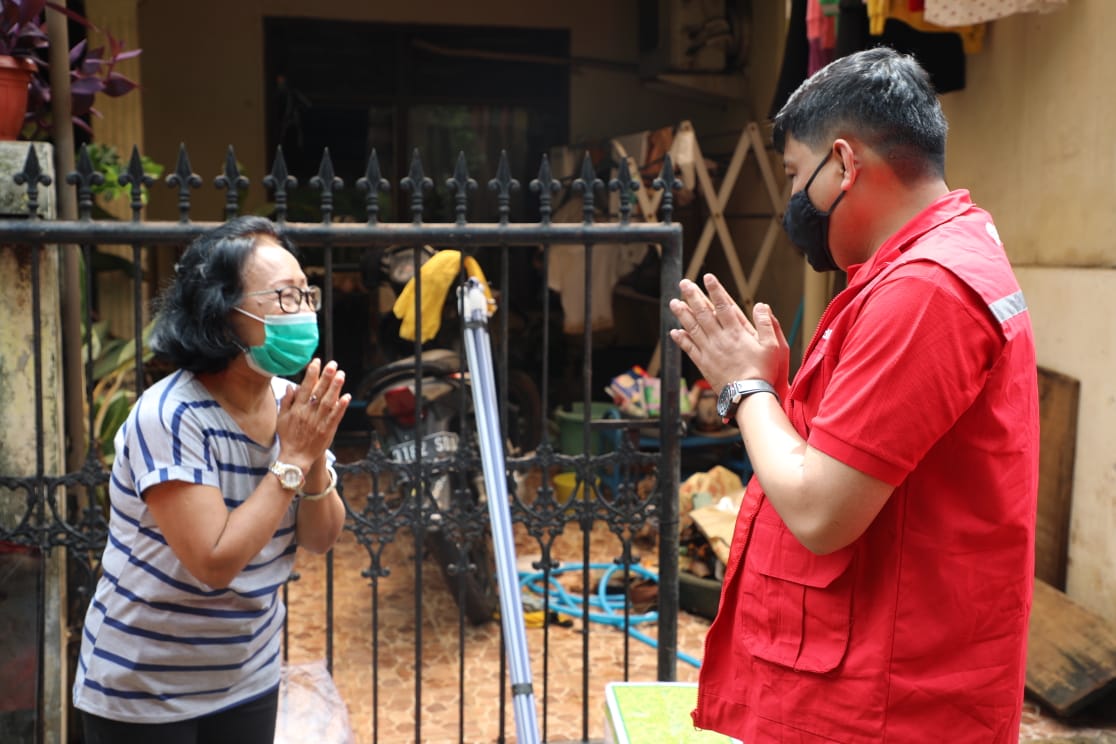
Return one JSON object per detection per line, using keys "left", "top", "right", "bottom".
{"left": 0, "top": 141, "right": 685, "bottom": 743}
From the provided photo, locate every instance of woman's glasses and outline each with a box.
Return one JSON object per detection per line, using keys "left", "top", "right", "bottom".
{"left": 242, "top": 285, "right": 323, "bottom": 313}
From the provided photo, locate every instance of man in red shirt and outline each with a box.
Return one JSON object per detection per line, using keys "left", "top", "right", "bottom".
{"left": 669, "top": 47, "right": 1038, "bottom": 743}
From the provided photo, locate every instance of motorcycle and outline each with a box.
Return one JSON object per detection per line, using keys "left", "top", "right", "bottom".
{"left": 354, "top": 244, "right": 540, "bottom": 625}
{"left": 361, "top": 244, "right": 543, "bottom": 456}
{"left": 359, "top": 346, "right": 498, "bottom": 625}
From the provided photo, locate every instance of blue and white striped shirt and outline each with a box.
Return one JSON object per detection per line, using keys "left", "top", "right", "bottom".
{"left": 73, "top": 370, "right": 300, "bottom": 723}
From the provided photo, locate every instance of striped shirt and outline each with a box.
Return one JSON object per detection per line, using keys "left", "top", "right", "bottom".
{"left": 73, "top": 370, "right": 302, "bottom": 723}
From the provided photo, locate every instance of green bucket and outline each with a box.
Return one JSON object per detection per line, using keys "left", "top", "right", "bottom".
{"left": 553, "top": 402, "right": 618, "bottom": 456}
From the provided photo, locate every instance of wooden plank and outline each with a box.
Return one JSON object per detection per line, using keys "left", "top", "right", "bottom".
{"left": 1027, "top": 578, "right": 1116, "bottom": 716}
{"left": 1036, "top": 366, "right": 1080, "bottom": 590}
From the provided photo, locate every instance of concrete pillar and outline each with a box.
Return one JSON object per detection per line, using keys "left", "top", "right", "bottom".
{"left": 0, "top": 140, "right": 68, "bottom": 744}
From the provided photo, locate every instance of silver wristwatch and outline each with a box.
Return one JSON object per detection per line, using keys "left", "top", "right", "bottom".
{"left": 716, "top": 379, "right": 778, "bottom": 422}
{"left": 269, "top": 460, "right": 305, "bottom": 491}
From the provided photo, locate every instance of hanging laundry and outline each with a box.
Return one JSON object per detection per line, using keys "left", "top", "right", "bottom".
{"left": 868, "top": 0, "right": 987, "bottom": 54}
{"left": 768, "top": 0, "right": 811, "bottom": 118}
{"left": 878, "top": 15, "right": 968, "bottom": 91}
{"left": 806, "top": 0, "right": 838, "bottom": 74}
{"left": 836, "top": 0, "right": 872, "bottom": 58}
{"left": 772, "top": 0, "right": 972, "bottom": 113}
{"left": 924, "top": 0, "right": 1068, "bottom": 27}
{"left": 547, "top": 199, "right": 648, "bottom": 334}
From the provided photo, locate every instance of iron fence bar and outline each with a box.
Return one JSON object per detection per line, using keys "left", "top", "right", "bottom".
{"left": 0, "top": 221, "right": 682, "bottom": 246}
{"left": 497, "top": 243, "right": 512, "bottom": 744}
{"left": 370, "top": 577, "right": 381, "bottom": 744}
{"left": 537, "top": 238, "right": 554, "bottom": 743}
{"left": 310, "top": 150, "right": 343, "bottom": 677}
{"left": 657, "top": 218, "right": 684, "bottom": 683}
{"left": 574, "top": 151, "right": 605, "bottom": 744}
{"left": 82, "top": 241, "right": 98, "bottom": 486}
{"left": 321, "top": 238, "right": 337, "bottom": 676}
{"left": 579, "top": 240, "right": 595, "bottom": 744}
{"left": 30, "top": 241, "right": 47, "bottom": 744}
{"left": 408, "top": 237, "right": 427, "bottom": 744}
{"left": 132, "top": 242, "right": 145, "bottom": 396}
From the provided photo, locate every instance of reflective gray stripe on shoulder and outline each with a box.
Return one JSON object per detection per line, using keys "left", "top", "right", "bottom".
{"left": 989, "top": 290, "right": 1027, "bottom": 324}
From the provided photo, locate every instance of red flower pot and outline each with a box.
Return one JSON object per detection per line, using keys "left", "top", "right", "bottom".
{"left": 0, "top": 56, "right": 36, "bottom": 141}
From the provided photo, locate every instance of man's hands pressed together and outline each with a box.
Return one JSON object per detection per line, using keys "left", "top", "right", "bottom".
{"left": 668, "top": 274, "right": 790, "bottom": 402}
{"left": 668, "top": 273, "right": 893, "bottom": 555}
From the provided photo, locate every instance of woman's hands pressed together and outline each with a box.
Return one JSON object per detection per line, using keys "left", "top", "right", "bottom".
{"left": 276, "top": 358, "right": 351, "bottom": 475}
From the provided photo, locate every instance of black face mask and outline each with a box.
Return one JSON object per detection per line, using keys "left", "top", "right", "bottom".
{"left": 782, "top": 150, "right": 846, "bottom": 273}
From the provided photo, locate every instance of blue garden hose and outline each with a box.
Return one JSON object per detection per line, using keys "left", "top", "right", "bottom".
{"left": 519, "top": 562, "right": 702, "bottom": 669}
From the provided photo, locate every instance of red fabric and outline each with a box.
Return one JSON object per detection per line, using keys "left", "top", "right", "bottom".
{"left": 693, "top": 190, "right": 1039, "bottom": 743}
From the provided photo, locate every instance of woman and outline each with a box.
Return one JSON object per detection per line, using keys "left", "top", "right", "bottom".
{"left": 73, "top": 217, "right": 350, "bottom": 743}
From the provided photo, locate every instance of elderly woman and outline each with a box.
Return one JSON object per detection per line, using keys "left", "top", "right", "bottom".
{"left": 73, "top": 217, "right": 349, "bottom": 744}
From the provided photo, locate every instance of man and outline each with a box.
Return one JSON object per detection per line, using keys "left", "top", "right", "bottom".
{"left": 669, "top": 47, "right": 1038, "bottom": 743}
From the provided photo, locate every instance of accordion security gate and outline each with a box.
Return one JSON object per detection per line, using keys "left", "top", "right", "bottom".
{"left": 0, "top": 142, "right": 684, "bottom": 743}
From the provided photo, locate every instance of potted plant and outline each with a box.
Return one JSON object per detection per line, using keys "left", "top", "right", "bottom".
{"left": 0, "top": 0, "right": 139, "bottom": 141}
{"left": 0, "top": 0, "right": 45, "bottom": 139}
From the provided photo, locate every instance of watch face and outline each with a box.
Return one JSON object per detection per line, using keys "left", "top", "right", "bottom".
{"left": 716, "top": 383, "right": 735, "bottom": 418}
{"left": 271, "top": 462, "right": 304, "bottom": 490}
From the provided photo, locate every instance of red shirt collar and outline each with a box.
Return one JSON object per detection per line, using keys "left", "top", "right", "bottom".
{"left": 846, "top": 189, "right": 974, "bottom": 286}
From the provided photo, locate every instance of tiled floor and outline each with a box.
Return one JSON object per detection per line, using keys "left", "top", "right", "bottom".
{"left": 283, "top": 462, "right": 709, "bottom": 744}
{"left": 282, "top": 455, "right": 1116, "bottom": 744}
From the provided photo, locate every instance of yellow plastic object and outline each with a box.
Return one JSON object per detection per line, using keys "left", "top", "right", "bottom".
{"left": 552, "top": 472, "right": 599, "bottom": 506}
{"left": 392, "top": 250, "right": 494, "bottom": 342}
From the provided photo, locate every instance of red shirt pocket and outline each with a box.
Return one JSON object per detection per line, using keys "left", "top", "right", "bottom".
{"left": 739, "top": 504, "right": 856, "bottom": 673}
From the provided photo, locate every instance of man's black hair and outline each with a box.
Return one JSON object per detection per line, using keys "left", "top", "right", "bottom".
{"left": 772, "top": 46, "right": 948, "bottom": 181}
{"left": 149, "top": 216, "right": 298, "bottom": 374}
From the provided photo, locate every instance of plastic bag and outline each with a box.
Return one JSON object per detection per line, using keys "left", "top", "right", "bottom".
{"left": 275, "top": 660, "right": 356, "bottom": 744}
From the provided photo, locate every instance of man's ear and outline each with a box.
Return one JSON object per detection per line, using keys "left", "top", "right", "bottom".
{"left": 832, "top": 138, "right": 858, "bottom": 188}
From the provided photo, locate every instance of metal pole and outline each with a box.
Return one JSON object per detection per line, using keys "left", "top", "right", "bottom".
{"left": 46, "top": 2, "right": 84, "bottom": 477}
{"left": 460, "top": 278, "right": 540, "bottom": 744}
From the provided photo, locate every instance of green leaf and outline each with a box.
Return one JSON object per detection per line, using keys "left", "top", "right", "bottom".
{"left": 91, "top": 319, "right": 155, "bottom": 380}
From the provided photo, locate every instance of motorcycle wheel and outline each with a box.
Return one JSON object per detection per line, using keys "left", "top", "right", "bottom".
{"left": 428, "top": 527, "right": 499, "bottom": 626}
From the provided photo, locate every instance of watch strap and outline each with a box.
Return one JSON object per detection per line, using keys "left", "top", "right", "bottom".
{"left": 720, "top": 379, "right": 779, "bottom": 422}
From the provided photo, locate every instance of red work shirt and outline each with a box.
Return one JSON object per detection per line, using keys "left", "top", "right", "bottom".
{"left": 693, "top": 190, "right": 1039, "bottom": 743}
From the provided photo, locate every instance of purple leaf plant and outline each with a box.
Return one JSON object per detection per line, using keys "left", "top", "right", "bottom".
{"left": 1, "top": 0, "right": 141, "bottom": 137}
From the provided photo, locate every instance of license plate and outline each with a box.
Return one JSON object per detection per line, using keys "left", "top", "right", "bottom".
{"left": 390, "top": 431, "right": 459, "bottom": 464}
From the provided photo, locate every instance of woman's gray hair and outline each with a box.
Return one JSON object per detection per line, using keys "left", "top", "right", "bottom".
{"left": 150, "top": 216, "right": 297, "bottom": 373}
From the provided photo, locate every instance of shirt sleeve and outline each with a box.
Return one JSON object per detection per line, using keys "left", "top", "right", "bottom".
{"left": 128, "top": 394, "right": 221, "bottom": 497}
{"left": 807, "top": 262, "right": 1003, "bottom": 486}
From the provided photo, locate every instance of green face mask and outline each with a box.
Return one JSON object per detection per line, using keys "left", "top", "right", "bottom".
{"left": 234, "top": 308, "right": 319, "bottom": 377}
